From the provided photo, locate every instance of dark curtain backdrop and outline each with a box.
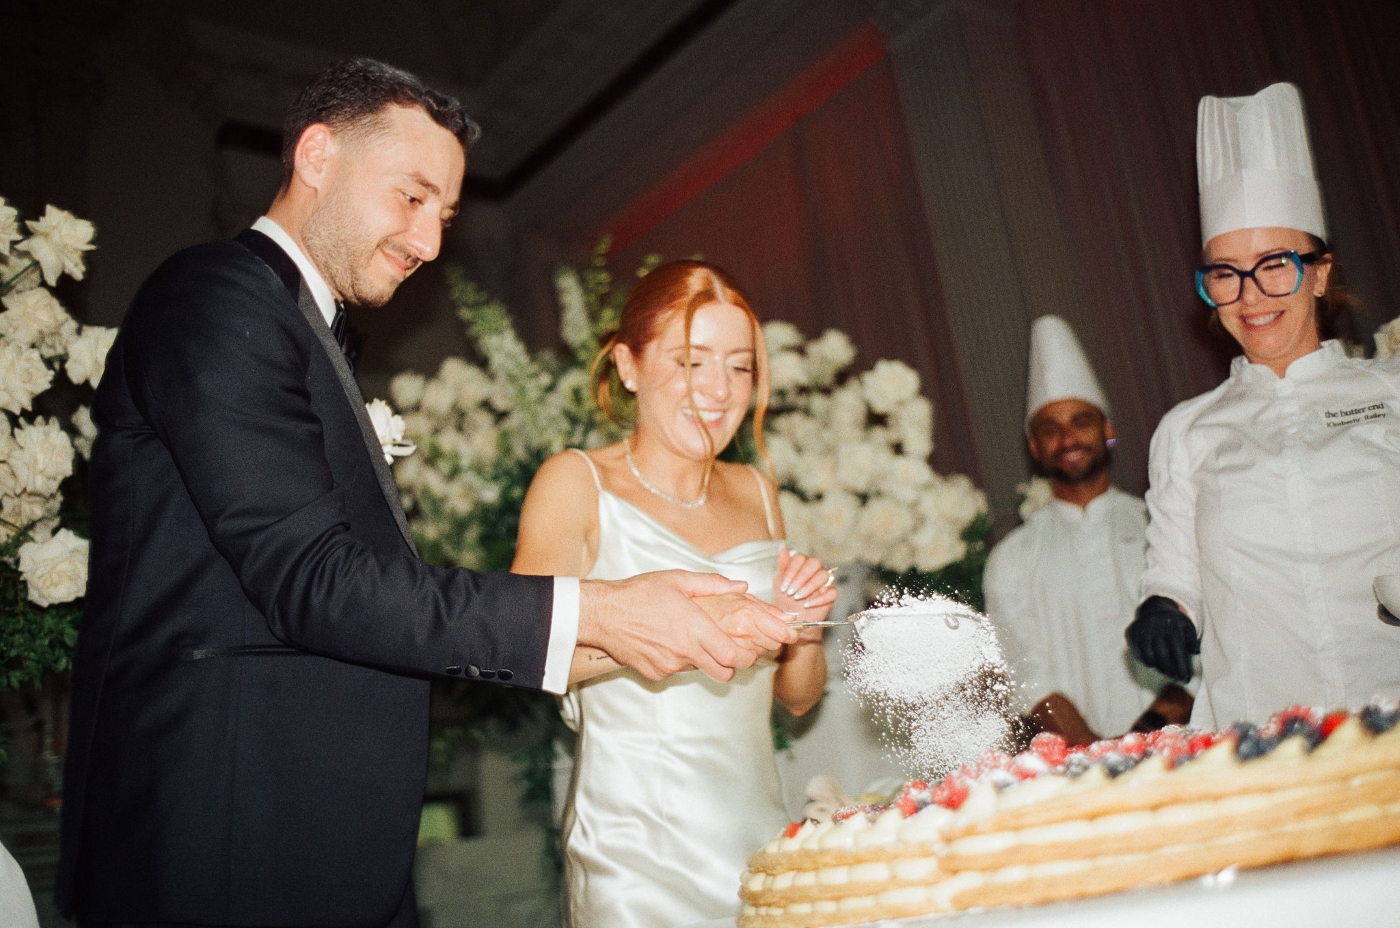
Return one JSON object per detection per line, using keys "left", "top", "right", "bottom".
{"left": 1021, "top": 0, "right": 1400, "bottom": 471}
{"left": 611, "top": 57, "right": 984, "bottom": 487}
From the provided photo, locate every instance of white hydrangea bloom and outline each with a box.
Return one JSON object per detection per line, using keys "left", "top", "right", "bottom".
{"left": 1375, "top": 316, "right": 1400, "bottom": 360}
{"left": 0, "top": 340, "right": 54, "bottom": 414}
{"left": 555, "top": 267, "right": 591, "bottom": 351}
{"left": 856, "top": 497, "right": 916, "bottom": 555}
{"left": 0, "top": 287, "right": 72, "bottom": 351}
{"left": 65, "top": 325, "right": 116, "bottom": 388}
{"left": 389, "top": 371, "right": 427, "bottom": 409}
{"left": 0, "top": 198, "right": 20, "bottom": 256}
{"left": 18, "top": 528, "right": 88, "bottom": 606}
{"left": 762, "top": 320, "right": 804, "bottom": 354}
{"left": 814, "top": 489, "right": 863, "bottom": 565}
{"left": 763, "top": 433, "right": 801, "bottom": 483}
{"left": 419, "top": 379, "right": 456, "bottom": 422}
{"left": 804, "top": 329, "right": 856, "bottom": 387}
{"left": 9, "top": 416, "right": 74, "bottom": 496}
{"left": 16, "top": 205, "right": 96, "bottom": 286}
{"left": 1017, "top": 476, "right": 1055, "bottom": 522}
{"left": 860, "top": 359, "right": 920, "bottom": 414}
{"left": 71, "top": 404, "right": 98, "bottom": 459}
{"left": 768, "top": 350, "right": 808, "bottom": 393}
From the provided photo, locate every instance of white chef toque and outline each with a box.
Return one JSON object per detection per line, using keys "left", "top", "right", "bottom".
{"left": 1025, "top": 315, "right": 1110, "bottom": 433}
{"left": 1196, "top": 82, "right": 1327, "bottom": 246}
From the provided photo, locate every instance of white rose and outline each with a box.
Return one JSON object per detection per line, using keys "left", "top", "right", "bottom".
{"left": 0, "top": 464, "right": 16, "bottom": 497}
{"left": 778, "top": 491, "right": 814, "bottom": 552}
{"left": 366, "top": 398, "right": 416, "bottom": 464}
{"left": 835, "top": 440, "right": 893, "bottom": 495}
{"left": 0, "top": 253, "right": 42, "bottom": 294}
{"left": 389, "top": 371, "right": 427, "bottom": 409}
{"left": 762, "top": 320, "right": 804, "bottom": 354}
{"left": 1376, "top": 317, "right": 1400, "bottom": 360}
{"left": 17, "top": 528, "right": 88, "bottom": 606}
{"left": 805, "top": 329, "right": 856, "bottom": 387}
{"left": 795, "top": 454, "right": 838, "bottom": 498}
{"left": 884, "top": 542, "right": 916, "bottom": 573}
{"left": 2, "top": 492, "right": 61, "bottom": 543}
{"left": 1017, "top": 476, "right": 1055, "bottom": 522}
{"left": 860, "top": 359, "right": 920, "bottom": 415}
{"left": 0, "top": 198, "right": 19, "bottom": 256}
{"left": 919, "top": 473, "right": 987, "bottom": 530}
{"left": 891, "top": 396, "right": 935, "bottom": 460}
{"left": 884, "top": 455, "right": 935, "bottom": 503}
{"left": 65, "top": 325, "right": 116, "bottom": 388}
{"left": 8, "top": 417, "right": 73, "bottom": 496}
{"left": 910, "top": 520, "right": 966, "bottom": 572}
{"left": 0, "top": 287, "right": 72, "bottom": 351}
{"left": 555, "top": 267, "right": 591, "bottom": 351}
{"left": 856, "top": 497, "right": 916, "bottom": 558}
{"left": 16, "top": 205, "right": 96, "bottom": 286}
{"left": 0, "top": 340, "right": 54, "bottom": 414}
{"left": 829, "top": 383, "right": 868, "bottom": 434}
{"left": 763, "top": 433, "right": 801, "bottom": 484}
{"left": 71, "top": 404, "right": 98, "bottom": 459}
{"left": 773, "top": 411, "right": 825, "bottom": 452}
{"left": 768, "top": 350, "right": 808, "bottom": 393}
{"left": 814, "top": 489, "right": 863, "bottom": 565}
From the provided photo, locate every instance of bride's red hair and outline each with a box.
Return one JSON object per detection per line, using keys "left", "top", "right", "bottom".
{"left": 591, "top": 260, "right": 772, "bottom": 469}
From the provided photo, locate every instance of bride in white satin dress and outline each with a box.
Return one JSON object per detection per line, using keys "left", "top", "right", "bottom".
{"left": 513, "top": 261, "right": 837, "bottom": 927}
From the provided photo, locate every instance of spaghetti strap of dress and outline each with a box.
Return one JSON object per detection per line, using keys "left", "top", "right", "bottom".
{"left": 568, "top": 448, "right": 603, "bottom": 492}
{"left": 748, "top": 465, "right": 777, "bottom": 539}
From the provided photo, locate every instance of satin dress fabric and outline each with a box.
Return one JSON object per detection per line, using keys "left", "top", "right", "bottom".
{"left": 561, "top": 455, "right": 788, "bottom": 928}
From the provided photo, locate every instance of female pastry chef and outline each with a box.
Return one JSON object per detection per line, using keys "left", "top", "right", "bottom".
{"left": 1128, "top": 82, "right": 1400, "bottom": 729}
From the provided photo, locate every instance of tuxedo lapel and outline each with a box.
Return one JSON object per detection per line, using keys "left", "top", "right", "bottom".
{"left": 293, "top": 281, "right": 418, "bottom": 554}
{"left": 236, "top": 230, "right": 418, "bottom": 555}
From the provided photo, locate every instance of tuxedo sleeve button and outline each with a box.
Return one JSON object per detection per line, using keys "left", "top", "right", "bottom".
{"left": 466, "top": 665, "right": 481, "bottom": 678}
{"left": 497, "top": 669, "right": 513, "bottom": 681}
{"left": 444, "top": 665, "right": 463, "bottom": 676}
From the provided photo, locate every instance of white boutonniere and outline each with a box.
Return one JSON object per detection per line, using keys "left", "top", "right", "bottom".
{"left": 366, "top": 398, "right": 416, "bottom": 464}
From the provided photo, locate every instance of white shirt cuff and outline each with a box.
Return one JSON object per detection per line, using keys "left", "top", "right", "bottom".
{"left": 541, "top": 577, "right": 580, "bottom": 694}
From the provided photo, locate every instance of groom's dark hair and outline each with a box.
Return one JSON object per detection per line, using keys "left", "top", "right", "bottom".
{"left": 280, "top": 57, "right": 480, "bottom": 188}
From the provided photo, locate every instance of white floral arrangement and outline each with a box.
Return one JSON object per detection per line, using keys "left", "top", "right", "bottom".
{"left": 0, "top": 197, "right": 115, "bottom": 690}
{"left": 1376, "top": 315, "right": 1400, "bottom": 360}
{"left": 761, "top": 321, "right": 987, "bottom": 575}
{"left": 388, "top": 249, "right": 631, "bottom": 572}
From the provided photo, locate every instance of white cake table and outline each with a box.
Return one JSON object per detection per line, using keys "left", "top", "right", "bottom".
{"left": 687, "top": 844, "right": 1400, "bottom": 928}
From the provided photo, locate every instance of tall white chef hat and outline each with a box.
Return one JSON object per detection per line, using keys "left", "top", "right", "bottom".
{"left": 1197, "top": 82, "right": 1326, "bottom": 245}
{"left": 1025, "top": 315, "right": 1110, "bottom": 433}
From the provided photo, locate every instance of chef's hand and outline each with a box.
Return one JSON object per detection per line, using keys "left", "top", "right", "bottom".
{"left": 1126, "top": 596, "right": 1199, "bottom": 683}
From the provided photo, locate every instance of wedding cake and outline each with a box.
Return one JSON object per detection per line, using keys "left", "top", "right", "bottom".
{"left": 739, "top": 703, "right": 1400, "bottom": 927}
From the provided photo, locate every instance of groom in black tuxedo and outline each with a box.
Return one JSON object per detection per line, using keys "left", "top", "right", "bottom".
{"left": 58, "top": 58, "right": 794, "bottom": 927}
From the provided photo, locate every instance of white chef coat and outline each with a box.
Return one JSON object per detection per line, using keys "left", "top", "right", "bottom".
{"left": 1141, "top": 340, "right": 1400, "bottom": 728}
{"left": 985, "top": 486, "right": 1164, "bottom": 737}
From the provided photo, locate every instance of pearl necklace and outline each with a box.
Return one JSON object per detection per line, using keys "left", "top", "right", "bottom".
{"left": 624, "top": 437, "right": 709, "bottom": 509}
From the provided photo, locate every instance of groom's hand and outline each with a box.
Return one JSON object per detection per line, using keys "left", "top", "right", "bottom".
{"left": 691, "top": 593, "right": 795, "bottom": 655}
{"left": 577, "top": 571, "right": 795, "bottom": 683}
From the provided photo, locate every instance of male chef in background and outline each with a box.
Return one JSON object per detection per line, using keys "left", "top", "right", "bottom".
{"left": 984, "top": 316, "right": 1192, "bottom": 746}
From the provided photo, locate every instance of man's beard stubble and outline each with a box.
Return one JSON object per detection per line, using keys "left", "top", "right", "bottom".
{"left": 1041, "top": 444, "right": 1110, "bottom": 487}
{"left": 301, "top": 188, "right": 404, "bottom": 309}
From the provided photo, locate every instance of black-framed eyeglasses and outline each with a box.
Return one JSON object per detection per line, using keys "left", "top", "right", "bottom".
{"left": 1195, "top": 250, "right": 1320, "bottom": 308}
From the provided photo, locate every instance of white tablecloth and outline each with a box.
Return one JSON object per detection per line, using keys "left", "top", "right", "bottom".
{"left": 688, "top": 845, "right": 1400, "bottom": 928}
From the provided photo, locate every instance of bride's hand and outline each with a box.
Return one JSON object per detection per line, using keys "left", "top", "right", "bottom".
{"left": 774, "top": 546, "right": 839, "bottom": 636}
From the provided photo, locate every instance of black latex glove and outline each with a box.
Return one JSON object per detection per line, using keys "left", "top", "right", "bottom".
{"left": 1127, "top": 596, "right": 1200, "bottom": 683}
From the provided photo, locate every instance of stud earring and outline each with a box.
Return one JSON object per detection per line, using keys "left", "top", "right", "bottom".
{"left": 625, "top": 380, "right": 636, "bottom": 391}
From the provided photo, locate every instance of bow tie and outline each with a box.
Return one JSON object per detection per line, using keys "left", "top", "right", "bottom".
{"left": 330, "top": 303, "right": 357, "bottom": 370}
